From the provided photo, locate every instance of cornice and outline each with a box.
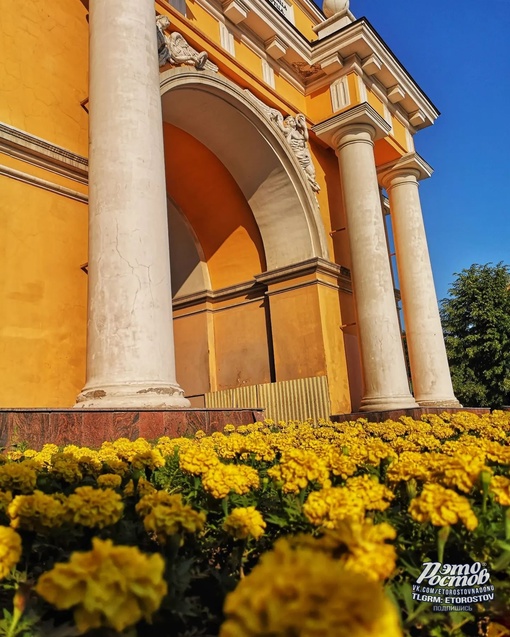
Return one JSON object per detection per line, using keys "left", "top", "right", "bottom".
{"left": 173, "top": 259, "right": 353, "bottom": 310}
{"left": 172, "top": 279, "right": 265, "bottom": 310}
{"left": 192, "top": 1, "right": 438, "bottom": 128}
{"left": 0, "top": 122, "right": 88, "bottom": 184}
{"left": 310, "top": 19, "right": 439, "bottom": 128}
{"left": 254, "top": 257, "right": 351, "bottom": 286}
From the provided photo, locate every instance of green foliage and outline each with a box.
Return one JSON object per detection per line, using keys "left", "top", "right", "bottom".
{"left": 440, "top": 263, "right": 510, "bottom": 408}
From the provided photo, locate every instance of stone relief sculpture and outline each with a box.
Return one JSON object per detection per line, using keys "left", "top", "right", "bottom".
{"left": 156, "top": 15, "right": 217, "bottom": 72}
{"left": 244, "top": 90, "right": 321, "bottom": 195}
{"left": 276, "top": 113, "right": 320, "bottom": 194}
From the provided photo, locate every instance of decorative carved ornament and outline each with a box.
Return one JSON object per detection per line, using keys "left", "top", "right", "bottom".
{"left": 291, "top": 62, "right": 323, "bottom": 80}
{"left": 156, "top": 15, "right": 218, "bottom": 72}
{"left": 244, "top": 90, "right": 320, "bottom": 195}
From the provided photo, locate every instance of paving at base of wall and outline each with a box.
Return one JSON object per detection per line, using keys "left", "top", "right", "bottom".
{"left": 0, "top": 408, "right": 264, "bottom": 451}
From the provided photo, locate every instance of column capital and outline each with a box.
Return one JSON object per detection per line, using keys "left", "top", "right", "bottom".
{"left": 312, "top": 102, "right": 391, "bottom": 150}
{"left": 378, "top": 152, "right": 433, "bottom": 190}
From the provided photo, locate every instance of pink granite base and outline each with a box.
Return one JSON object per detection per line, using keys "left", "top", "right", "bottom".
{"left": 0, "top": 408, "right": 264, "bottom": 451}
{"left": 332, "top": 406, "right": 490, "bottom": 423}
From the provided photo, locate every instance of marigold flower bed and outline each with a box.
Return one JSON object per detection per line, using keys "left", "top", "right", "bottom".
{"left": 0, "top": 411, "right": 509, "bottom": 636}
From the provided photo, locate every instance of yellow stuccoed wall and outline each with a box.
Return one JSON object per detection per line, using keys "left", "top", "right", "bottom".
{"left": 291, "top": 1, "right": 318, "bottom": 41}
{"left": 0, "top": 0, "right": 89, "bottom": 407}
{"left": 0, "top": 178, "right": 88, "bottom": 407}
{"left": 0, "top": 0, "right": 89, "bottom": 155}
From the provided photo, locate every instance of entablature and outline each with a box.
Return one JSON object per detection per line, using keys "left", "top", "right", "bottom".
{"left": 192, "top": 0, "right": 438, "bottom": 130}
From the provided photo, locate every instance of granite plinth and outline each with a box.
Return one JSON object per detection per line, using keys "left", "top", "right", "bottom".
{"left": 0, "top": 408, "right": 264, "bottom": 451}
{"left": 332, "top": 406, "right": 490, "bottom": 423}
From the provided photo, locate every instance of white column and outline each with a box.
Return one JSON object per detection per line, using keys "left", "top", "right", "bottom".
{"left": 333, "top": 125, "right": 418, "bottom": 411}
{"left": 76, "top": 0, "right": 189, "bottom": 408}
{"left": 382, "top": 162, "right": 460, "bottom": 406}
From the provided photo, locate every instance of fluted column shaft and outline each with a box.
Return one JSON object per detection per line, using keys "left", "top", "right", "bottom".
{"left": 76, "top": 0, "right": 189, "bottom": 408}
{"left": 383, "top": 169, "right": 460, "bottom": 406}
{"left": 334, "top": 125, "right": 418, "bottom": 411}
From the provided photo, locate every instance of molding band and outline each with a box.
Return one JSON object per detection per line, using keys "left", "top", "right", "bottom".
{"left": 0, "top": 164, "right": 88, "bottom": 204}
{"left": 0, "top": 122, "right": 88, "bottom": 185}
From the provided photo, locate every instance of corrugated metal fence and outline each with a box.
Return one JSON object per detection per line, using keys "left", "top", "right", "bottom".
{"left": 205, "top": 375, "right": 330, "bottom": 422}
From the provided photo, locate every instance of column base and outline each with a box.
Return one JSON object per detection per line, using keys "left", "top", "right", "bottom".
{"left": 75, "top": 383, "right": 191, "bottom": 409}
{"left": 359, "top": 394, "right": 419, "bottom": 412}
{"left": 417, "top": 398, "right": 462, "bottom": 408}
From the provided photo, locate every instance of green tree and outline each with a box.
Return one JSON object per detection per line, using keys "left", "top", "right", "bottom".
{"left": 440, "top": 262, "right": 510, "bottom": 408}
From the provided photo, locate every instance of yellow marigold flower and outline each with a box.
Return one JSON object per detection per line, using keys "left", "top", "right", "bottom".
{"left": 35, "top": 538, "right": 167, "bottom": 633}
{"left": 224, "top": 424, "right": 236, "bottom": 433}
{"left": 288, "top": 521, "right": 396, "bottom": 583}
{"left": 103, "top": 456, "right": 129, "bottom": 476}
{"left": 220, "top": 538, "right": 402, "bottom": 637}
{"left": 346, "top": 475, "right": 394, "bottom": 512}
{"left": 240, "top": 433, "right": 276, "bottom": 462}
{"left": 364, "top": 439, "right": 397, "bottom": 465}
{"left": 137, "top": 477, "right": 157, "bottom": 497}
{"left": 21, "top": 449, "right": 37, "bottom": 459}
{"left": 6, "top": 451, "right": 23, "bottom": 462}
{"left": 50, "top": 453, "right": 84, "bottom": 484}
{"left": 409, "top": 484, "right": 478, "bottom": 531}
{"left": 33, "top": 444, "right": 60, "bottom": 467}
{"left": 0, "top": 490, "right": 13, "bottom": 514}
{"left": 366, "top": 420, "right": 407, "bottom": 440}
{"left": 123, "top": 479, "right": 135, "bottom": 497}
{"left": 484, "top": 441, "right": 510, "bottom": 465}
{"left": 430, "top": 424, "right": 456, "bottom": 439}
{"left": 179, "top": 446, "right": 220, "bottom": 475}
{"left": 153, "top": 436, "right": 175, "bottom": 456}
{"left": 405, "top": 433, "right": 441, "bottom": 451}
{"left": 0, "top": 526, "right": 22, "bottom": 580}
{"left": 303, "top": 487, "right": 365, "bottom": 528}
{"left": 223, "top": 507, "right": 266, "bottom": 540}
{"left": 67, "top": 487, "right": 123, "bottom": 529}
{"left": 322, "top": 520, "right": 397, "bottom": 582}
{"left": 111, "top": 438, "right": 151, "bottom": 463}
{"left": 0, "top": 461, "right": 37, "bottom": 494}
{"left": 326, "top": 449, "right": 358, "bottom": 479}
{"left": 490, "top": 476, "right": 510, "bottom": 506}
{"left": 346, "top": 475, "right": 395, "bottom": 511}
{"left": 97, "top": 474, "right": 122, "bottom": 490}
{"left": 136, "top": 490, "right": 185, "bottom": 517}
{"left": 195, "top": 430, "right": 206, "bottom": 439}
{"left": 143, "top": 499, "right": 206, "bottom": 544}
{"left": 267, "top": 449, "right": 330, "bottom": 494}
{"left": 131, "top": 449, "right": 165, "bottom": 471}
{"left": 8, "top": 491, "right": 67, "bottom": 532}
{"left": 61, "top": 447, "right": 102, "bottom": 476}
{"left": 214, "top": 433, "right": 246, "bottom": 460}
{"left": 201, "top": 464, "right": 260, "bottom": 499}
{"left": 386, "top": 452, "right": 434, "bottom": 483}
{"left": 431, "top": 452, "right": 489, "bottom": 493}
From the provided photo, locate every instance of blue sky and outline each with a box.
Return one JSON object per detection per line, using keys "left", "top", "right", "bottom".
{"left": 348, "top": 0, "right": 510, "bottom": 301}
